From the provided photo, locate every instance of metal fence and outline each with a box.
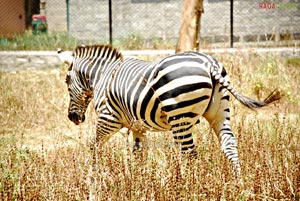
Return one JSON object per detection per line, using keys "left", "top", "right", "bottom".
{"left": 0, "top": 0, "right": 299, "bottom": 49}
{"left": 65, "top": 0, "right": 183, "bottom": 48}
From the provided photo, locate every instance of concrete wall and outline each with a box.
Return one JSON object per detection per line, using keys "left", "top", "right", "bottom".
{"left": 112, "top": 0, "right": 183, "bottom": 40}
{"left": 46, "top": 0, "right": 67, "bottom": 32}
{"left": 46, "top": 0, "right": 300, "bottom": 43}
{"left": 66, "top": 0, "right": 183, "bottom": 41}
{"left": 200, "top": 1, "right": 300, "bottom": 42}
{"left": 232, "top": 1, "right": 300, "bottom": 42}
{"left": 68, "top": 0, "right": 110, "bottom": 40}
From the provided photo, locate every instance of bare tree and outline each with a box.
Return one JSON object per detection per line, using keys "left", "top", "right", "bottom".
{"left": 176, "top": 0, "right": 204, "bottom": 53}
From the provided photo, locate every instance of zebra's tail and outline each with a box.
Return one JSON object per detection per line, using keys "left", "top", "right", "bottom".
{"left": 211, "top": 67, "right": 281, "bottom": 109}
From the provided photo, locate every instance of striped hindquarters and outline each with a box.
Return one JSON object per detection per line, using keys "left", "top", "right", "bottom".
{"left": 132, "top": 53, "right": 214, "bottom": 130}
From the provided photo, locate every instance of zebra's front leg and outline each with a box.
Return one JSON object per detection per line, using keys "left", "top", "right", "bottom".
{"left": 91, "top": 107, "right": 122, "bottom": 149}
{"left": 132, "top": 130, "right": 146, "bottom": 152}
{"left": 128, "top": 119, "right": 147, "bottom": 153}
{"left": 170, "top": 118, "right": 198, "bottom": 157}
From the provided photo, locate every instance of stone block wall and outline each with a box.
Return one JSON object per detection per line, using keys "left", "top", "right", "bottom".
{"left": 40, "top": 0, "right": 300, "bottom": 43}
{"left": 232, "top": 1, "right": 300, "bottom": 42}
{"left": 45, "top": 0, "right": 67, "bottom": 32}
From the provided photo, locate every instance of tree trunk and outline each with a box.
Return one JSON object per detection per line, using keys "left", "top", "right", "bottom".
{"left": 176, "top": 0, "right": 204, "bottom": 53}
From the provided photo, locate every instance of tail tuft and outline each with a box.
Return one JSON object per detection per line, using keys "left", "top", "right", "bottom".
{"left": 233, "top": 89, "right": 280, "bottom": 110}
{"left": 263, "top": 89, "right": 281, "bottom": 104}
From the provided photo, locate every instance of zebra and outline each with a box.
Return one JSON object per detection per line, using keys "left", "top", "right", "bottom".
{"left": 57, "top": 45, "right": 280, "bottom": 175}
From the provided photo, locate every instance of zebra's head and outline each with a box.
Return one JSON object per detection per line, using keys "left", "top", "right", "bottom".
{"left": 58, "top": 45, "right": 123, "bottom": 125}
{"left": 58, "top": 48, "right": 92, "bottom": 125}
{"left": 65, "top": 70, "right": 93, "bottom": 125}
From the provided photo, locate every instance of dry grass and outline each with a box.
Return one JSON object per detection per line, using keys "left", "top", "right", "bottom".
{"left": 0, "top": 53, "right": 299, "bottom": 200}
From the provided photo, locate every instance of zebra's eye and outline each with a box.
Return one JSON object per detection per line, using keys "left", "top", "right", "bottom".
{"left": 68, "top": 62, "right": 73, "bottom": 71}
{"left": 66, "top": 74, "right": 71, "bottom": 84}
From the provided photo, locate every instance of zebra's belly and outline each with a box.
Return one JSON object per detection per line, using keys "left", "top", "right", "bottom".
{"left": 128, "top": 117, "right": 171, "bottom": 134}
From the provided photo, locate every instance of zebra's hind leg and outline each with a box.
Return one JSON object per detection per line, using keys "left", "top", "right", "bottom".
{"left": 204, "top": 101, "right": 241, "bottom": 176}
{"left": 210, "top": 117, "right": 241, "bottom": 176}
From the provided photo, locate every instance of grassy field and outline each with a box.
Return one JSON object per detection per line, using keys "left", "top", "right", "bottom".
{"left": 0, "top": 53, "right": 299, "bottom": 200}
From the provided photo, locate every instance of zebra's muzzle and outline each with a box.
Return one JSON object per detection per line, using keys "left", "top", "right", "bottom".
{"left": 68, "top": 111, "right": 85, "bottom": 125}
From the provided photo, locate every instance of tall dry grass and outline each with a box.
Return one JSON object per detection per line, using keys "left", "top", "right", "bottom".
{"left": 0, "top": 53, "right": 299, "bottom": 200}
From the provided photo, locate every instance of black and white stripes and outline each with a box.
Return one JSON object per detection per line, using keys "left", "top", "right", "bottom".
{"left": 58, "top": 45, "right": 280, "bottom": 176}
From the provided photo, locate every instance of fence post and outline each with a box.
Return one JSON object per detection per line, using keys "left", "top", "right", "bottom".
{"left": 66, "top": 0, "right": 70, "bottom": 33}
{"left": 230, "top": 0, "right": 234, "bottom": 48}
{"left": 108, "top": 0, "right": 112, "bottom": 45}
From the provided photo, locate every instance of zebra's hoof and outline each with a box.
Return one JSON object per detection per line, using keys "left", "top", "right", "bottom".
{"left": 188, "top": 149, "right": 198, "bottom": 159}
{"left": 182, "top": 149, "right": 198, "bottom": 160}
{"left": 132, "top": 144, "right": 143, "bottom": 153}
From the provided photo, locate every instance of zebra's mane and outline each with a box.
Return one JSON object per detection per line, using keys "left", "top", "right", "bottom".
{"left": 73, "top": 45, "right": 123, "bottom": 62}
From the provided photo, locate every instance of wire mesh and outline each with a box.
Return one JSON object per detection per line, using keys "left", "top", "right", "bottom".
{"left": 0, "top": 0, "right": 299, "bottom": 49}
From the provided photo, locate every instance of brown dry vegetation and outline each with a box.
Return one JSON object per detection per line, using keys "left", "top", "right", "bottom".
{"left": 0, "top": 53, "right": 299, "bottom": 200}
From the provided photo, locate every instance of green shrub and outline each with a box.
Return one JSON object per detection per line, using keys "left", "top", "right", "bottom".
{"left": 0, "top": 31, "right": 79, "bottom": 51}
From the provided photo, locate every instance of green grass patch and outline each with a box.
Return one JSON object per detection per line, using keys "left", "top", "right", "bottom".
{"left": 0, "top": 31, "right": 80, "bottom": 51}
{"left": 286, "top": 57, "right": 300, "bottom": 68}
{"left": 0, "top": 32, "right": 176, "bottom": 51}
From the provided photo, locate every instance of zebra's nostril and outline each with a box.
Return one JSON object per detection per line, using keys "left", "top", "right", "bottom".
{"left": 68, "top": 111, "right": 79, "bottom": 124}
{"left": 68, "top": 111, "right": 85, "bottom": 125}
{"left": 68, "top": 111, "right": 76, "bottom": 120}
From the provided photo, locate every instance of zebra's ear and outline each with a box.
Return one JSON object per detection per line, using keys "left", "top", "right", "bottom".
{"left": 57, "top": 48, "right": 74, "bottom": 66}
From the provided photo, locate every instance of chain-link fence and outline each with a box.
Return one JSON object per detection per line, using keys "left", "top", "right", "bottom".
{"left": 0, "top": 0, "right": 299, "bottom": 49}
{"left": 65, "top": 0, "right": 183, "bottom": 49}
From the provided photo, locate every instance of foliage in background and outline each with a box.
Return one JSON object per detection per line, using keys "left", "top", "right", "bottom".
{"left": 0, "top": 32, "right": 80, "bottom": 51}
{"left": 0, "top": 54, "right": 299, "bottom": 200}
{"left": 1, "top": 31, "right": 299, "bottom": 51}
{"left": 0, "top": 32, "right": 176, "bottom": 51}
